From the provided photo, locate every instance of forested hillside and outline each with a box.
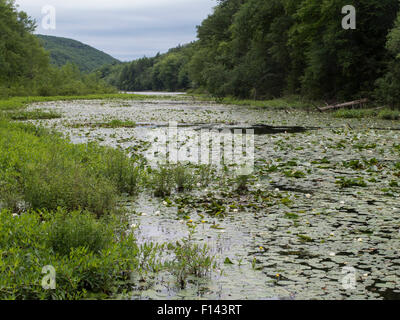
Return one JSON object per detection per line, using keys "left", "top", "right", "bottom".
{"left": 110, "top": 0, "right": 400, "bottom": 106}
{"left": 0, "top": 0, "right": 116, "bottom": 97}
{"left": 36, "top": 35, "right": 120, "bottom": 73}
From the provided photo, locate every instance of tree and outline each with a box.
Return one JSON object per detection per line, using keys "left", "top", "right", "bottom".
{"left": 376, "top": 9, "right": 400, "bottom": 107}
{"left": 0, "top": 0, "right": 49, "bottom": 95}
{"left": 289, "top": 0, "right": 399, "bottom": 100}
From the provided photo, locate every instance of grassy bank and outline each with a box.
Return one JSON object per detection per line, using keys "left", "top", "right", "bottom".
{"left": 189, "top": 93, "right": 400, "bottom": 118}
{"left": 0, "top": 208, "right": 145, "bottom": 299}
{"left": 187, "top": 93, "right": 315, "bottom": 110}
{"left": 0, "top": 119, "right": 143, "bottom": 215}
{"left": 333, "top": 108, "right": 400, "bottom": 120}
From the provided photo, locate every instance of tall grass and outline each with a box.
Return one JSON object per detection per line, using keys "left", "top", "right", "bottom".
{"left": 191, "top": 94, "right": 314, "bottom": 109}
{"left": 0, "top": 120, "right": 142, "bottom": 215}
{"left": 148, "top": 163, "right": 195, "bottom": 197}
{"left": 0, "top": 208, "right": 155, "bottom": 299}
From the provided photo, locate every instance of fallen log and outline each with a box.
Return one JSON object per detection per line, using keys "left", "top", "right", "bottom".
{"left": 317, "top": 98, "right": 369, "bottom": 112}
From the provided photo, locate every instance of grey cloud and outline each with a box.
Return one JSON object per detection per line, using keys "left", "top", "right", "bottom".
{"left": 15, "top": 0, "right": 215, "bottom": 61}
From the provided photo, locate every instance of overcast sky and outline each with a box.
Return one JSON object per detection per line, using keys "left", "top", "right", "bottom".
{"left": 14, "top": 0, "right": 216, "bottom": 61}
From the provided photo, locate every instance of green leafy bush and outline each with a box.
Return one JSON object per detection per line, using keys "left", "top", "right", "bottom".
{"left": 46, "top": 210, "right": 114, "bottom": 255}
{"left": 166, "top": 238, "right": 215, "bottom": 289}
{"left": 149, "top": 163, "right": 195, "bottom": 197}
{"left": 0, "top": 121, "right": 118, "bottom": 215}
{"left": 0, "top": 209, "right": 147, "bottom": 300}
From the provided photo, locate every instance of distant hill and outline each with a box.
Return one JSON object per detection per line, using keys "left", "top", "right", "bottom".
{"left": 36, "top": 35, "right": 120, "bottom": 73}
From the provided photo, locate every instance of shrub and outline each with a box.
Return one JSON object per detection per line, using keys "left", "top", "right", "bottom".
{"left": 333, "top": 109, "right": 378, "bottom": 119}
{"left": 235, "top": 174, "right": 250, "bottom": 193}
{"left": 166, "top": 237, "right": 215, "bottom": 289}
{"left": 150, "top": 165, "right": 175, "bottom": 197}
{"left": 149, "top": 163, "right": 195, "bottom": 197}
{"left": 0, "top": 120, "right": 150, "bottom": 215}
{"left": 378, "top": 109, "right": 400, "bottom": 120}
{"left": 46, "top": 210, "right": 114, "bottom": 256}
{"left": 101, "top": 149, "right": 142, "bottom": 196}
{"left": 173, "top": 163, "right": 194, "bottom": 192}
{"left": 0, "top": 209, "right": 151, "bottom": 300}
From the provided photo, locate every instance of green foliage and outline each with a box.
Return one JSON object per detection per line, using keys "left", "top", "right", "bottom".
{"left": 333, "top": 108, "right": 400, "bottom": 119}
{"left": 235, "top": 174, "right": 250, "bottom": 193}
{"left": 333, "top": 109, "right": 379, "bottom": 119}
{"left": 0, "top": 119, "right": 146, "bottom": 215}
{"left": 36, "top": 34, "right": 119, "bottom": 73}
{"left": 33, "top": 63, "right": 117, "bottom": 97}
{"left": 0, "top": 1, "right": 117, "bottom": 98}
{"left": 6, "top": 110, "right": 62, "bottom": 120}
{"left": 166, "top": 236, "right": 214, "bottom": 289}
{"left": 378, "top": 109, "right": 400, "bottom": 120}
{"left": 0, "top": 208, "right": 156, "bottom": 300}
{"left": 0, "top": 0, "right": 49, "bottom": 90}
{"left": 376, "top": 11, "right": 400, "bottom": 108}
{"left": 93, "top": 119, "right": 137, "bottom": 128}
{"left": 115, "top": 45, "right": 193, "bottom": 92}
{"left": 100, "top": 148, "right": 142, "bottom": 196}
{"left": 46, "top": 210, "right": 114, "bottom": 256}
{"left": 105, "top": 0, "right": 400, "bottom": 104}
{"left": 335, "top": 177, "right": 367, "bottom": 188}
{"left": 5, "top": 0, "right": 400, "bottom": 103}
{"left": 173, "top": 164, "right": 195, "bottom": 192}
{"left": 0, "top": 93, "right": 168, "bottom": 111}
{"left": 0, "top": 205, "right": 216, "bottom": 299}
{"left": 149, "top": 163, "right": 194, "bottom": 197}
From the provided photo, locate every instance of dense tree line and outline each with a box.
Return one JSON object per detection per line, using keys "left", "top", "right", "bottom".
{"left": 3, "top": 0, "right": 400, "bottom": 105}
{"left": 98, "top": 45, "right": 193, "bottom": 92}
{"left": 112, "top": 0, "right": 400, "bottom": 106}
{"left": 0, "top": 0, "right": 115, "bottom": 97}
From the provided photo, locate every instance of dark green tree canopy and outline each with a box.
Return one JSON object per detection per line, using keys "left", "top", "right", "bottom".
{"left": 112, "top": 0, "right": 400, "bottom": 104}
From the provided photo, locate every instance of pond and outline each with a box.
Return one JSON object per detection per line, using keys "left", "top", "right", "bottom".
{"left": 25, "top": 98, "right": 400, "bottom": 300}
